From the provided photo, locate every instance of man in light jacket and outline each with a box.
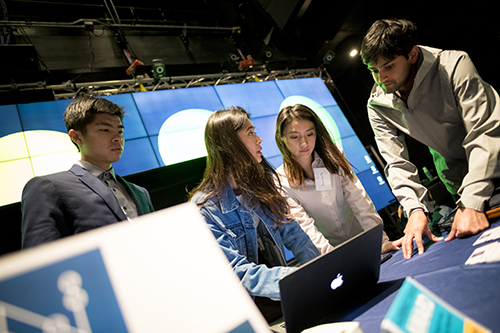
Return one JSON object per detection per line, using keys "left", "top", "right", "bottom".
{"left": 360, "top": 18, "right": 500, "bottom": 259}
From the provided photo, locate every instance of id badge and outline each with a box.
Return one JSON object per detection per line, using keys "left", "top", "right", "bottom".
{"left": 314, "top": 167, "right": 332, "bottom": 191}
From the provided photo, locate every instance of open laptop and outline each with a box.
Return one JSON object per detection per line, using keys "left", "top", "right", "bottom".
{"left": 271, "top": 223, "right": 383, "bottom": 333}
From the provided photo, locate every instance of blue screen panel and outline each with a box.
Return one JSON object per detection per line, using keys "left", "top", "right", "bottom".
{"left": 214, "top": 81, "right": 284, "bottom": 117}
{"left": 148, "top": 134, "right": 162, "bottom": 167}
{"left": 0, "top": 104, "right": 22, "bottom": 137}
{"left": 356, "top": 169, "right": 396, "bottom": 211}
{"left": 113, "top": 137, "right": 160, "bottom": 175}
{"left": 266, "top": 155, "right": 283, "bottom": 169}
{"left": 251, "top": 115, "right": 280, "bottom": 160}
{"left": 276, "top": 77, "right": 337, "bottom": 107}
{"left": 133, "top": 86, "right": 223, "bottom": 136}
{"left": 105, "top": 94, "right": 148, "bottom": 140}
{"left": 324, "top": 104, "right": 356, "bottom": 139}
{"left": 1, "top": 77, "right": 397, "bottom": 212}
{"left": 17, "top": 96, "right": 145, "bottom": 140}
{"left": 18, "top": 100, "right": 72, "bottom": 133}
{"left": 342, "top": 135, "right": 373, "bottom": 174}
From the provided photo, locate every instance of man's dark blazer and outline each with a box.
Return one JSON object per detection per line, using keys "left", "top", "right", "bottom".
{"left": 21, "top": 164, "right": 155, "bottom": 248}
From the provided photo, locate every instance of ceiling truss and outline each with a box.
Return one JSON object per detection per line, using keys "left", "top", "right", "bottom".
{"left": 1, "top": 67, "right": 333, "bottom": 101}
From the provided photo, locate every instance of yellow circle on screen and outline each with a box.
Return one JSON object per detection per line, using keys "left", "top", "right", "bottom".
{"left": 157, "top": 109, "right": 214, "bottom": 166}
{"left": 0, "top": 130, "right": 79, "bottom": 206}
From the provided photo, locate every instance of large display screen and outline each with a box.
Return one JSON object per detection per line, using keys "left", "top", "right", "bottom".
{"left": 0, "top": 77, "right": 396, "bottom": 210}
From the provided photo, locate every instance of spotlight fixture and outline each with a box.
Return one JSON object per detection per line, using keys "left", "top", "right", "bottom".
{"left": 323, "top": 50, "right": 335, "bottom": 65}
{"left": 84, "top": 21, "right": 94, "bottom": 32}
{"left": 350, "top": 49, "right": 358, "bottom": 57}
{"left": 229, "top": 53, "right": 240, "bottom": 62}
{"left": 152, "top": 59, "right": 166, "bottom": 81}
{"left": 263, "top": 49, "right": 273, "bottom": 63}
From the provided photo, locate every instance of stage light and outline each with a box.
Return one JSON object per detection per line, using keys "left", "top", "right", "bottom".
{"left": 323, "top": 50, "right": 335, "bottom": 65}
{"left": 152, "top": 59, "right": 166, "bottom": 81}
{"left": 350, "top": 49, "right": 358, "bottom": 57}
{"left": 84, "top": 21, "right": 94, "bottom": 32}
{"left": 229, "top": 53, "right": 240, "bottom": 62}
{"left": 263, "top": 49, "right": 273, "bottom": 63}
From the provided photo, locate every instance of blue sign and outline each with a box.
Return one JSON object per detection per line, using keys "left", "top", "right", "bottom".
{"left": 0, "top": 249, "right": 128, "bottom": 332}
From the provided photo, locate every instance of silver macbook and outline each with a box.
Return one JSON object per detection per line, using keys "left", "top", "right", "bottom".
{"left": 271, "top": 223, "right": 383, "bottom": 333}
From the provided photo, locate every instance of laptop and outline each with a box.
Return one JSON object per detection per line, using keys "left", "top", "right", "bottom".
{"left": 271, "top": 223, "right": 384, "bottom": 333}
{"left": 0, "top": 204, "right": 271, "bottom": 333}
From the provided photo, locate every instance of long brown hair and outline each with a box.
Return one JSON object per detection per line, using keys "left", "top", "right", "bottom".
{"left": 275, "top": 104, "right": 354, "bottom": 187}
{"left": 190, "top": 106, "right": 289, "bottom": 227}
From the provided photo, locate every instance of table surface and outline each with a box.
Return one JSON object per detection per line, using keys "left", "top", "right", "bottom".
{"left": 351, "top": 220, "right": 500, "bottom": 333}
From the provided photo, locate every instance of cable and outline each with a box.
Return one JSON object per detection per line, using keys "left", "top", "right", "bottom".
{"left": 71, "top": 31, "right": 95, "bottom": 83}
{"left": 16, "top": 26, "right": 55, "bottom": 77}
{"left": 0, "top": 0, "right": 12, "bottom": 45}
{"left": 103, "top": 0, "right": 138, "bottom": 63}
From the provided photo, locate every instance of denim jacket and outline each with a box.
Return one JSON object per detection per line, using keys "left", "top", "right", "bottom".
{"left": 191, "top": 183, "right": 320, "bottom": 301}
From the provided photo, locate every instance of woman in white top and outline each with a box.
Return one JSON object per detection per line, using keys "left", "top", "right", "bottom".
{"left": 275, "top": 104, "right": 401, "bottom": 254}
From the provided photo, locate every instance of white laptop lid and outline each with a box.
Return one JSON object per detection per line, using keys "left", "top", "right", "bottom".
{"left": 0, "top": 203, "right": 271, "bottom": 333}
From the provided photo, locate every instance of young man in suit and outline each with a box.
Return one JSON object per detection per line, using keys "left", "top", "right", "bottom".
{"left": 21, "top": 96, "right": 155, "bottom": 248}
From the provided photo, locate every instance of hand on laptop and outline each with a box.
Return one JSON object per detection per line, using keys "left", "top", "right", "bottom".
{"left": 402, "top": 210, "right": 443, "bottom": 259}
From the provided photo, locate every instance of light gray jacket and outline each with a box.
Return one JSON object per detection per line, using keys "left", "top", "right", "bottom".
{"left": 367, "top": 46, "right": 500, "bottom": 215}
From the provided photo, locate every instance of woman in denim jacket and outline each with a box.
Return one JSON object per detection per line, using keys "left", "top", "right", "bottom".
{"left": 190, "top": 107, "right": 319, "bottom": 303}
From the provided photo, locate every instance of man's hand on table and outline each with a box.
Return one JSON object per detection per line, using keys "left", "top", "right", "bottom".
{"left": 382, "top": 237, "right": 403, "bottom": 253}
{"left": 445, "top": 207, "right": 489, "bottom": 242}
{"left": 402, "top": 209, "right": 443, "bottom": 259}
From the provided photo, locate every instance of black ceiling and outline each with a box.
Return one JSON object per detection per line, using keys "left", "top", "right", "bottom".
{"left": 1, "top": 0, "right": 499, "bottom": 153}
{"left": 2, "top": 0, "right": 498, "bottom": 84}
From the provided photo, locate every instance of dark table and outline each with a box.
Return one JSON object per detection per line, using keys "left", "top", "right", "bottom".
{"left": 352, "top": 220, "right": 500, "bottom": 332}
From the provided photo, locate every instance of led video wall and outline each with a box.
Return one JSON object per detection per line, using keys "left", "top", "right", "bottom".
{"left": 0, "top": 77, "right": 396, "bottom": 209}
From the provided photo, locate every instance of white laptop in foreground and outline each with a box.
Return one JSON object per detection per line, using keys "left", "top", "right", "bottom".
{"left": 0, "top": 203, "right": 271, "bottom": 333}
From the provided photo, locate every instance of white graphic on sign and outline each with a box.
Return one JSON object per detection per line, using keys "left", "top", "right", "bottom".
{"left": 0, "top": 270, "right": 92, "bottom": 333}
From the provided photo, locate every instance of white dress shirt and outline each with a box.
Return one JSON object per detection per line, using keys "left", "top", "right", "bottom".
{"left": 276, "top": 153, "right": 389, "bottom": 254}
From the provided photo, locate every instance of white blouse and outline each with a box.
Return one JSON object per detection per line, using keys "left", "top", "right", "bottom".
{"left": 276, "top": 153, "right": 389, "bottom": 254}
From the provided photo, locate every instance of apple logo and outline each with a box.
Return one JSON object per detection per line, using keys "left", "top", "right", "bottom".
{"left": 330, "top": 273, "right": 344, "bottom": 290}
